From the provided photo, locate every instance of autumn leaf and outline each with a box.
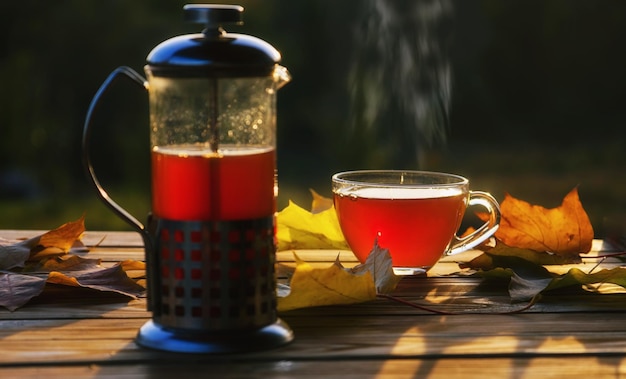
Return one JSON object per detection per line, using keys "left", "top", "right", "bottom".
{"left": 277, "top": 252, "right": 376, "bottom": 311}
{"left": 349, "top": 240, "right": 401, "bottom": 294}
{"left": 496, "top": 188, "right": 593, "bottom": 256}
{"left": 455, "top": 188, "right": 626, "bottom": 306}
{"left": 0, "top": 215, "right": 86, "bottom": 270}
{"left": 0, "top": 272, "right": 47, "bottom": 311}
{"left": 24, "top": 254, "right": 102, "bottom": 274}
{"left": 29, "top": 215, "right": 86, "bottom": 260}
{"left": 47, "top": 263, "right": 145, "bottom": 298}
{"left": 119, "top": 259, "right": 147, "bottom": 282}
{"left": 545, "top": 267, "right": 626, "bottom": 294}
{"left": 0, "top": 239, "right": 32, "bottom": 270}
{"left": 461, "top": 240, "right": 580, "bottom": 271}
{"left": 0, "top": 217, "right": 145, "bottom": 311}
{"left": 276, "top": 199, "right": 349, "bottom": 251}
{"left": 310, "top": 188, "right": 334, "bottom": 213}
{"left": 277, "top": 240, "right": 401, "bottom": 311}
{"left": 479, "top": 262, "right": 626, "bottom": 303}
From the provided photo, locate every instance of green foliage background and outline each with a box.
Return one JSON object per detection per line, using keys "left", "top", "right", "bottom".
{"left": 0, "top": 0, "right": 625, "bottom": 237}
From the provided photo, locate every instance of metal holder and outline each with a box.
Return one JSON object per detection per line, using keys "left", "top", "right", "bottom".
{"left": 135, "top": 217, "right": 293, "bottom": 353}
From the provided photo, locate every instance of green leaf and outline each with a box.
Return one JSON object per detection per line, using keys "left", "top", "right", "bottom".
{"left": 476, "top": 256, "right": 626, "bottom": 302}
{"left": 545, "top": 267, "right": 626, "bottom": 293}
{"left": 461, "top": 241, "right": 580, "bottom": 271}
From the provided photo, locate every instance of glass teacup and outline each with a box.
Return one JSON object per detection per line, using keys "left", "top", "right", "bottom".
{"left": 332, "top": 170, "right": 501, "bottom": 275}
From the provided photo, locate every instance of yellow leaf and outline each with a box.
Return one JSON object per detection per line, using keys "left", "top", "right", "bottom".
{"left": 277, "top": 253, "right": 376, "bottom": 312}
{"left": 496, "top": 188, "right": 594, "bottom": 255}
{"left": 276, "top": 200, "right": 349, "bottom": 251}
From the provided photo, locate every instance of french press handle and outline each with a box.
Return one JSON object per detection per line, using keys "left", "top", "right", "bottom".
{"left": 82, "top": 66, "right": 148, "bottom": 236}
{"left": 82, "top": 66, "right": 157, "bottom": 310}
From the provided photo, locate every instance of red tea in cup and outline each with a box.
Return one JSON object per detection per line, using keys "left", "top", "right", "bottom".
{"left": 332, "top": 171, "right": 500, "bottom": 275}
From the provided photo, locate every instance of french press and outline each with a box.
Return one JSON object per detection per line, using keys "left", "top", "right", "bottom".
{"left": 82, "top": 4, "right": 293, "bottom": 353}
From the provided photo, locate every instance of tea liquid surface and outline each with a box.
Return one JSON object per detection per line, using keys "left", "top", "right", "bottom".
{"left": 151, "top": 145, "right": 276, "bottom": 221}
{"left": 334, "top": 187, "right": 466, "bottom": 268}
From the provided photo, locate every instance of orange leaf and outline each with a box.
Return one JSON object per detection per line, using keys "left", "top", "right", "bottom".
{"left": 28, "top": 215, "right": 86, "bottom": 260}
{"left": 38, "top": 215, "right": 85, "bottom": 251}
{"left": 309, "top": 188, "right": 334, "bottom": 214}
{"left": 496, "top": 188, "right": 593, "bottom": 255}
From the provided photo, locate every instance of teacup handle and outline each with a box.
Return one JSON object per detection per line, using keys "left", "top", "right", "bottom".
{"left": 447, "top": 191, "right": 501, "bottom": 255}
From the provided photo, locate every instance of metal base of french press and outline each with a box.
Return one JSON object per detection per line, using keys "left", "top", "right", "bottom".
{"left": 135, "top": 318, "right": 294, "bottom": 354}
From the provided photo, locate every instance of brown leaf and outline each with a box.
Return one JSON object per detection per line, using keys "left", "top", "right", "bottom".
{"left": 0, "top": 239, "right": 32, "bottom": 270}
{"left": 25, "top": 255, "right": 102, "bottom": 274}
{"left": 46, "top": 263, "right": 145, "bottom": 298}
{"left": 496, "top": 188, "right": 594, "bottom": 255}
{"left": 349, "top": 239, "right": 401, "bottom": 294}
{"left": 119, "top": 259, "right": 146, "bottom": 280}
{"left": 0, "top": 272, "right": 47, "bottom": 311}
{"left": 29, "top": 215, "right": 86, "bottom": 260}
{"left": 310, "top": 189, "right": 334, "bottom": 214}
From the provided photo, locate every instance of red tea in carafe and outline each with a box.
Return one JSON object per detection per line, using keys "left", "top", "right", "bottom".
{"left": 151, "top": 144, "right": 276, "bottom": 221}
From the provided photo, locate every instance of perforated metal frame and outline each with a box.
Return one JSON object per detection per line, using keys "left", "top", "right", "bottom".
{"left": 136, "top": 216, "right": 293, "bottom": 353}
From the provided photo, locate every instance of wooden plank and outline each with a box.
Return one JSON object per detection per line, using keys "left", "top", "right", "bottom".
{"left": 2, "top": 231, "right": 625, "bottom": 378}
{"left": 72, "top": 248, "right": 145, "bottom": 263}
{"left": 3, "top": 312, "right": 626, "bottom": 366}
{"left": 3, "top": 274, "right": 626, "bottom": 323}
{"left": 3, "top": 357, "right": 626, "bottom": 379}
{"left": 0, "top": 299, "right": 149, "bottom": 320}
{"left": 0, "top": 230, "right": 144, "bottom": 247}
{"left": 0, "top": 357, "right": 626, "bottom": 379}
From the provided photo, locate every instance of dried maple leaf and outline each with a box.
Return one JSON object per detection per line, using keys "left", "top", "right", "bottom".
{"left": 349, "top": 240, "right": 401, "bottom": 294}
{"left": 496, "top": 188, "right": 593, "bottom": 256}
{"left": 0, "top": 217, "right": 145, "bottom": 311}
{"left": 461, "top": 240, "right": 581, "bottom": 271}
{"left": 480, "top": 264, "right": 626, "bottom": 303}
{"left": 25, "top": 255, "right": 102, "bottom": 274}
{"left": 47, "top": 264, "right": 145, "bottom": 298}
{"left": 0, "top": 272, "right": 47, "bottom": 311}
{"left": 276, "top": 199, "right": 349, "bottom": 251}
{"left": 0, "top": 216, "right": 85, "bottom": 270}
{"left": 277, "top": 241, "right": 401, "bottom": 312}
{"left": 0, "top": 239, "right": 32, "bottom": 270}
{"left": 29, "top": 215, "right": 86, "bottom": 260}
{"left": 119, "top": 259, "right": 146, "bottom": 280}
{"left": 277, "top": 253, "right": 376, "bottom": 312}
{"left": 310, "top": 188, "right": 334, "bottom": 214}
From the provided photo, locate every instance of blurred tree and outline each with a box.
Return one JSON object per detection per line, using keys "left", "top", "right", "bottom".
{"left": 454, "top": 0, "right": 626, "bottom": 143}
{"left": 0, "top": 0, "right": 624, "bottom": 235}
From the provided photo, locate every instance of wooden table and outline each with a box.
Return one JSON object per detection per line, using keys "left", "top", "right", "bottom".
{"left": 2, "top": 230, "right": 626, "bottom": 378}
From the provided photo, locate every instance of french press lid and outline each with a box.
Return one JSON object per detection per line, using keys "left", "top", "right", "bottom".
{"left": 146, "top": 4, "right": 282, "bottom": 78}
